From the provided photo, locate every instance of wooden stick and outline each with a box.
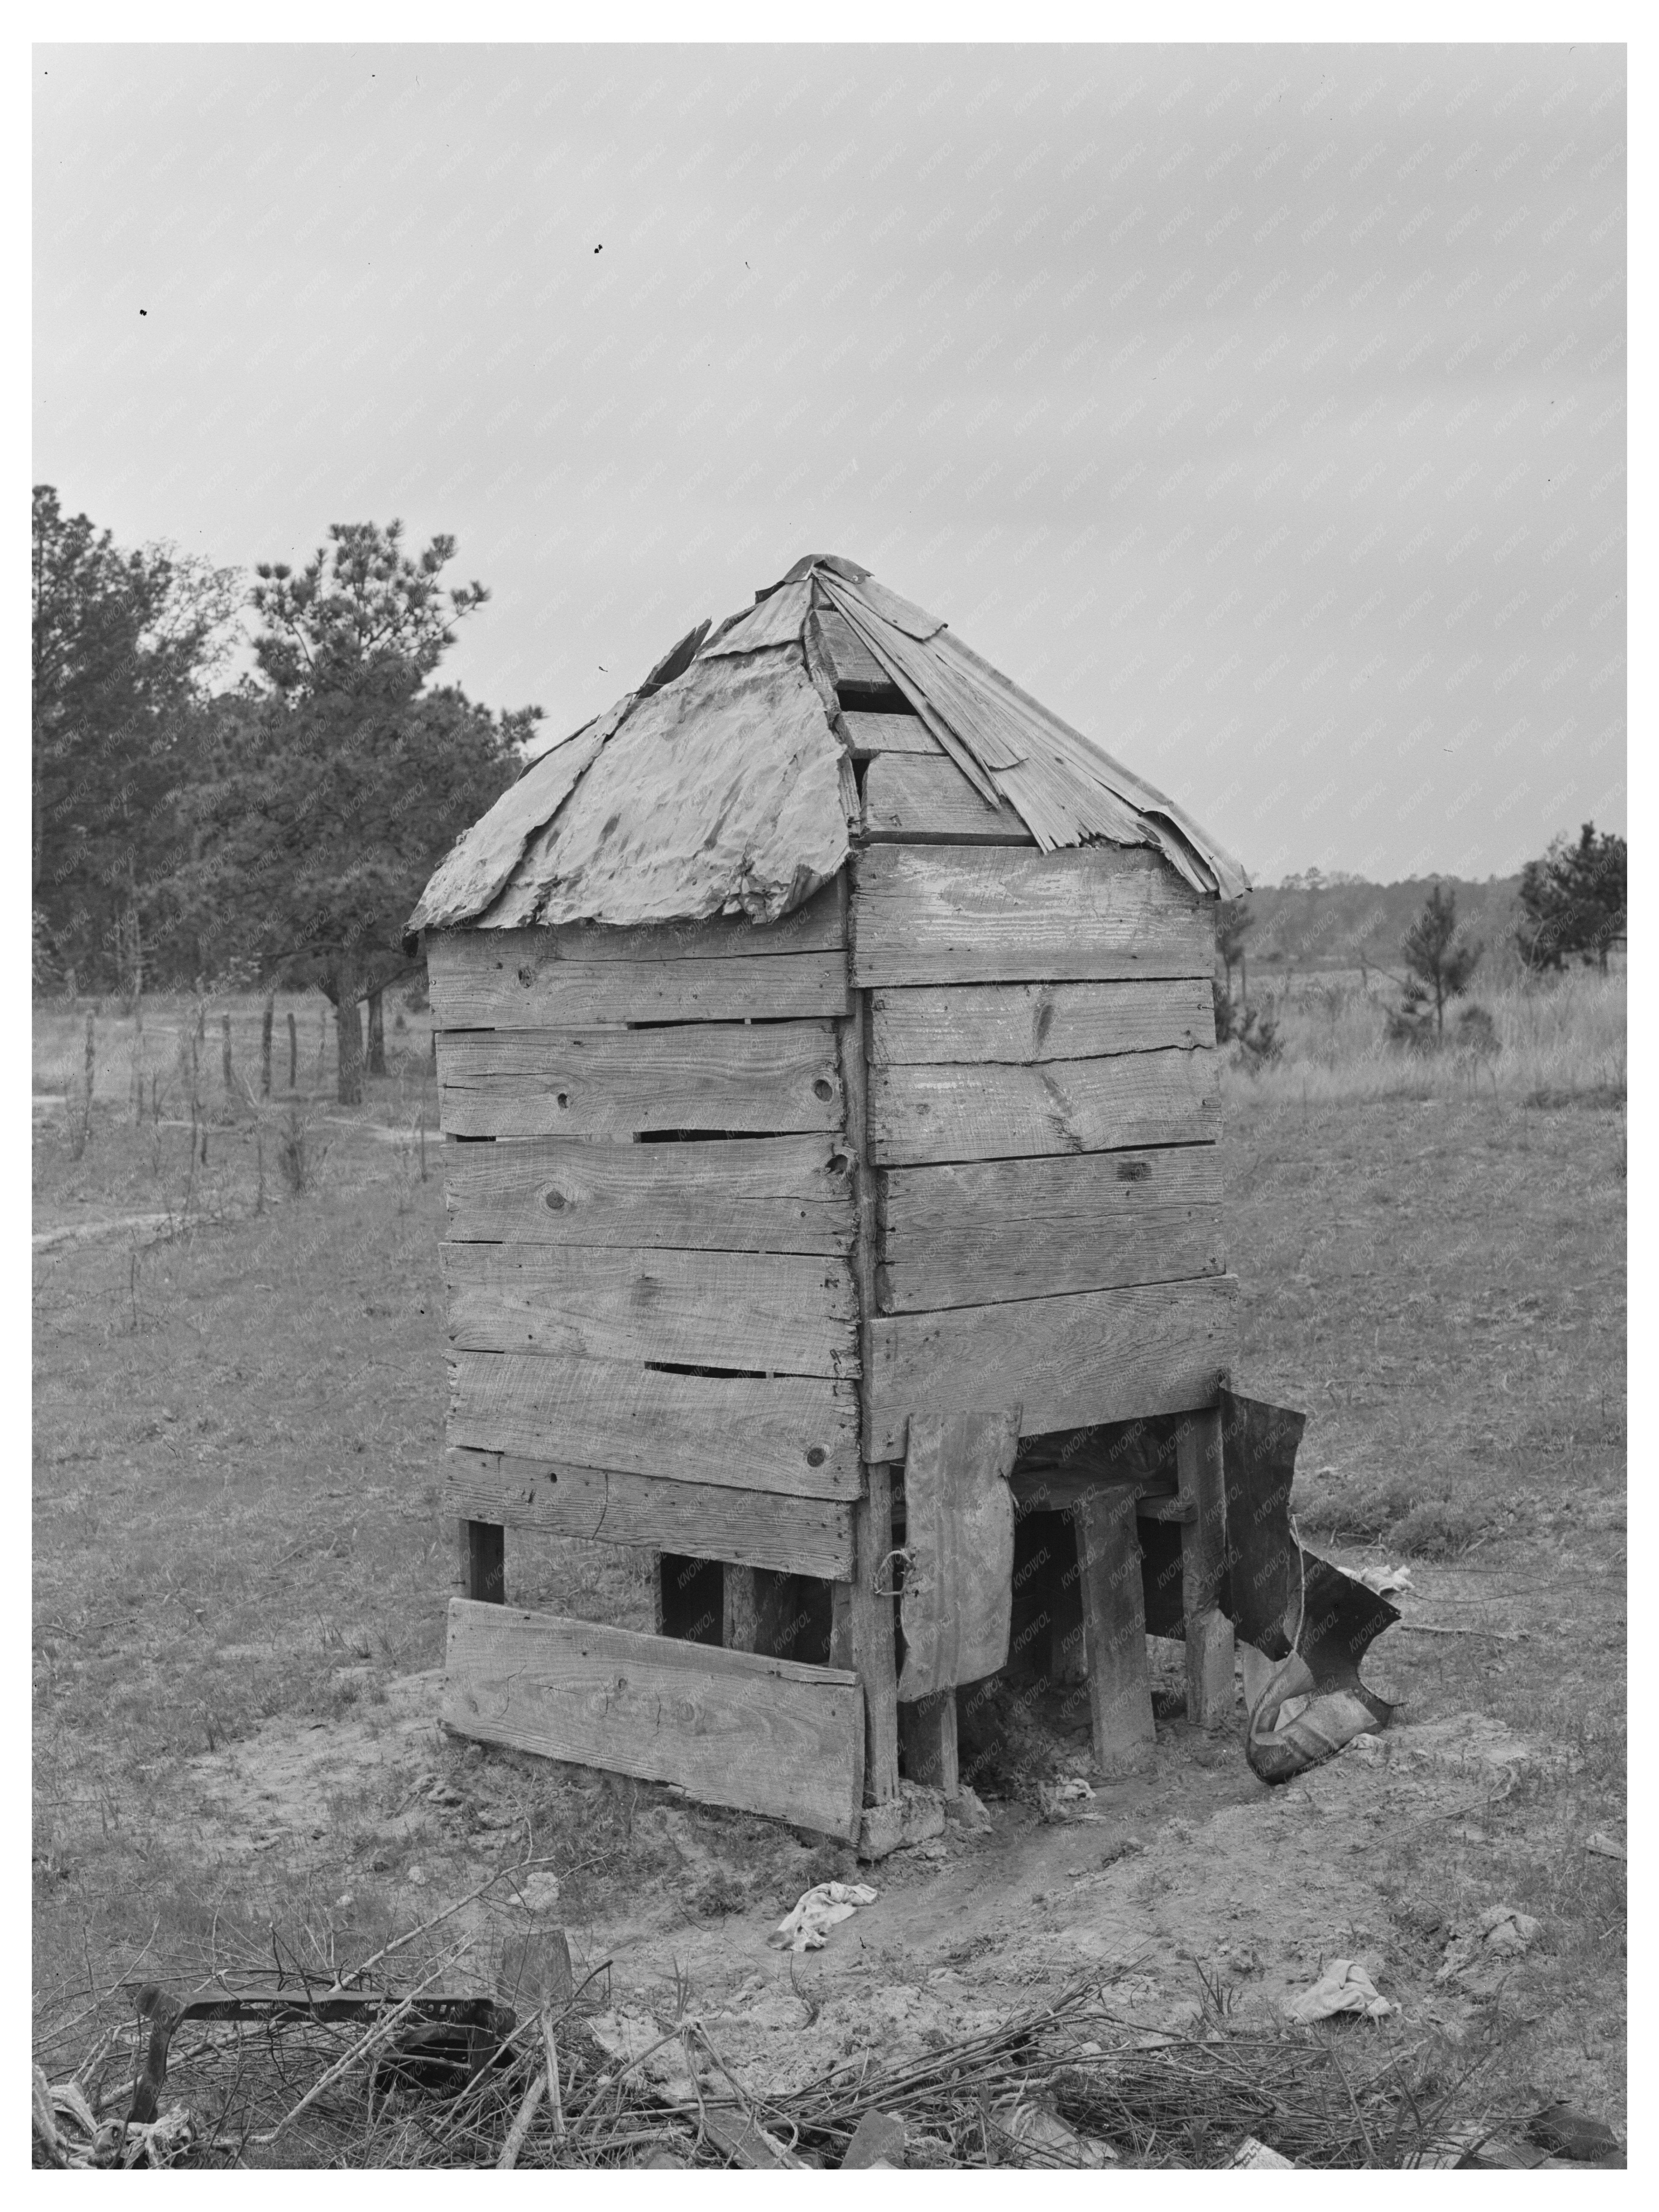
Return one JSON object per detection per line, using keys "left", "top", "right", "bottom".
{"left": 496, "top": 2067, "right": 546, "bottom": 2168}
{"left": 255, "top": 1945, "right": 463, "bottom": 2146}
{"left": 542, "top": 2006, "right": 565, "bottom": 2143}
{"left": 1392, "top": 1622, "right": 1524, "bottom": 1641}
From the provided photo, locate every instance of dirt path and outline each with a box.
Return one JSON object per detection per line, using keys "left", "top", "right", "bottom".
{"left": 32, "top": 1212, "right": 175, "bottom": 1253}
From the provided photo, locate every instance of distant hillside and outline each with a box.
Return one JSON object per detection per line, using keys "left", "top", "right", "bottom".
{"left": 1232, "top": 875, "right": 1523, "bottom": 981}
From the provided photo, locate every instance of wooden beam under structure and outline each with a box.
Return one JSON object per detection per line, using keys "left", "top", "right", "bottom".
{"left": 1072, "top": 1487, "right": 1157, "bottom": 1773}
{"left": 1177, "top": 1402, "right": 1235, "bottom": 1728}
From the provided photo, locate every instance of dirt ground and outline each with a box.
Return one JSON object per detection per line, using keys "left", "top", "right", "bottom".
{"left": 32, "top": 1047, "right": 1626, "bottom": 2150}
{"left": 168, "top": 1631, "right": 1593, "bottom": 2113}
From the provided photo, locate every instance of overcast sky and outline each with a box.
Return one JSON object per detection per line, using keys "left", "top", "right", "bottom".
{"left": 34, "top": 41, "right": 1625, "bottom": 885}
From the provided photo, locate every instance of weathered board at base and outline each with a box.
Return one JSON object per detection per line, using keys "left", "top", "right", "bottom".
{"left": 443, "top": 1600, "right": 865, "bottom": 1841}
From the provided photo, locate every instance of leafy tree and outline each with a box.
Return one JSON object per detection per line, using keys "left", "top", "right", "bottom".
{"left": 1391, "top": 882, "right": 1483, "bottom": 1044}
{"left": 1516, "top": 823, "right": 1627, "bottom": 974}
{"left": 176, "top": 522, "right": 535, "bottom": 1103}
{"left": 32, "top": 486, "right": 238, "bottom": 994}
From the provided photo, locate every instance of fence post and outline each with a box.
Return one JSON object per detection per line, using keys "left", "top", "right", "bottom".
{"left": 261, "top": 995, "right": 274, "bottom": 1100}
{"left": 221, "top": 1012, "right": 234, "bottom": 1099}
{"left": 77, "top": 1012, "right": 95, "bottom": 1153}
{"left": 130, "top": 995, "right": 145, "bottom": 1126}
{"left": 287, "top": 1011, "right": 298, "bottom": 1092}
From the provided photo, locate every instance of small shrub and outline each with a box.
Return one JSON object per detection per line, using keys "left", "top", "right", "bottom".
{"left": 1385, "top": 979, "right": 1439, "bottom": 1052}
{"left": 1214, "top": 980, "right": 1282, "bottom": 1068}
{"left": 1455, "top": 1004, "right": 1499, "bottom": 1057}
{"left": 276, "top": 1100, "right": 328, "bottom": 1195}
{"left": 690, "top": 1868, "right": 749, "bottom": 1918}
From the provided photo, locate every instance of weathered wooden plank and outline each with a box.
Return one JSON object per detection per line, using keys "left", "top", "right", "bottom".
{"left": 869, "top": 978, "right": 1216, "bottom": 1065}
{"left": 443, "top": 1601, "right": 865, "bottom": 1841}
{"left": 447, "top": 1449, "right": 856, "bottom": 1578}
{"left": 444, "top": 1135, "right": 855, "bottom": 1255}
{"left": 850, "top": 844, "right": 1213, "bottom": 986}
{"left": 877, "top": 1147, "right": 1224, "bottom": 1312}
{"left": 1178, "top": 1405, "right": 1235, "bottom": 1728}
{"left": 428, "top": 940, "right": 849, "bottom": 1028}
{"left": 838, "top": 997, "right": 901, "bottom": 1806}
{"left": 449, "top": 1351, "right": 863, "bottom": 1499}
{"left": 1073, "top": 1488, "right": 1156, "bottom": 1772}
{"left": 443, "top": 1244, "right": 858, "bottom": 1379}
{"left": 840, "top": 710, "right": 942, "bottom": 758}
{"left": 437, "top": 1023, "right": 845, "bottom": 1140}
{"left": 896, "top": 1406, "right": 1020, "bottom": 1699}
{"left": 868, "top": 1049, "right": 1220, "bottom": 1166}
{"left": 817, "top": 610, "right": 906, "bottom": 700}
{"left": 865, "top": 1277, "right": 1238, "bottom": 1461}
{"left": 861, "top": 753, "right": 1033, "bottom": 844}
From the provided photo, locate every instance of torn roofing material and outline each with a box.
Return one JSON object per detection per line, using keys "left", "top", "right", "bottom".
{"left": 405, "top": 556, "right": 1247, "bottom": 943}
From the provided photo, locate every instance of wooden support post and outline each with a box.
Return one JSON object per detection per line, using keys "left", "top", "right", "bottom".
{"left": 1177, "top": 1404, "right": 1234, "bottom": 1728}
{"left": 828, "top": 1582, "right": 853, "bottom": 1671}
{"left": 899, "top": 1690, "right": 959, "bottom": 1798}
{"left": 1073, "top": 1487, "right": 1156, "bottom": 1771}
{"left": 838, "top": 938, "right": 900, "bottom": 1807}
{"left": 723, "top": 1564, "right": 759, "bottom": 1653}
{"left": 462, "top": 1518, "right": 505, "bottom": 1605}
{"left": 852, "top": 1465, "right": 900, "bottom": 1803}
{"left": 287, "top": 1010, "right": 298, "bottom": 1091}
{"left": 260, "top": 995, "right": 274, "bottom": 1100}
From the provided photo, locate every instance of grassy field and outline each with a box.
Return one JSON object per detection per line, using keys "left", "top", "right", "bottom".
{"left": 1228, "top": 967, "right": 1626, "bottom": 1108}
{"left": 32, "top": 972, "right": 1626, "bottom": 2149}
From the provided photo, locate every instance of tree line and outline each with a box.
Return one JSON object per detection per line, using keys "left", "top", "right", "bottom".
{"left": 32, "top": 489, "right": 538, "bottom": 1101}
{"left": 1214, "top": 822, "right": 1625, "bottom": 1056}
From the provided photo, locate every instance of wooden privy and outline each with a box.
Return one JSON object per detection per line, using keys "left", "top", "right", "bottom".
{"left": 407, "top": 554, "right": 1252, "bottom": 1851}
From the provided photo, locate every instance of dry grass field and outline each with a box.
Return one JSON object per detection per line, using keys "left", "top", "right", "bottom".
{"left": 32, "top": 972, "right": 1626, "bottom": 2160}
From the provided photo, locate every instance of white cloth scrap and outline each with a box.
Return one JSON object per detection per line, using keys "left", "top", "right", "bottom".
{"left": 768, "top": 1881, "right": 878, "bottom": 1953}
{"left": 1284, "top": 1959, "right": 1395, "bottom": 2022}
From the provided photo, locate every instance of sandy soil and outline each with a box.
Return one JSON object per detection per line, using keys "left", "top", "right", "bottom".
{"left": 176, "top": 1592, "right": 1570, "bottom": 2107}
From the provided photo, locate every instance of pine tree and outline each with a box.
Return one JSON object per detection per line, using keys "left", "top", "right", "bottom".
{"left": 1395, "top": 883, "right": 1483, "bottom": 1043}
{"left": 1516, "top": 823, "right": 1627, "bottom": 974}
